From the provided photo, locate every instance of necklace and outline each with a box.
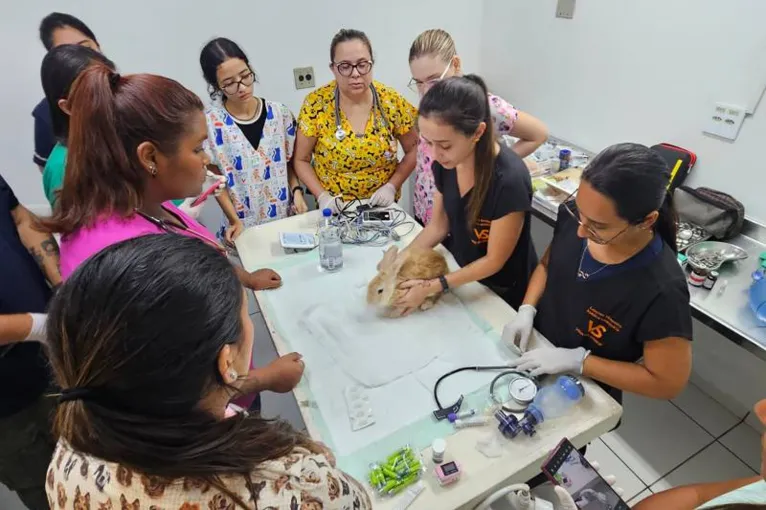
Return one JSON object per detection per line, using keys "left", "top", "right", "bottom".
{"left": 226, "top": 97, "right": 261, "bottom": 123}
{"left": 577, "top": 243, "right": 611, "bottom": 280}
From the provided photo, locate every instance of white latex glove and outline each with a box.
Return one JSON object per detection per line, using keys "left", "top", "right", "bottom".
{"left": 369, "top": 183, "right": 396, "bottom": 207}
{"left": 553, "top": 461, "right": 622, "bottom": 510}
{"left": 507, "top": 346, "right": 590, "bottom": 377}
{"left": 177, "top": 197, "right": 205, "bottom": 220}
{"left": 24, "top": 313, "right": 47, "bottom": 344}
{"left": 502, "top": 304, "right": 537, "bottom": 353}
{"left": 318, "top": 191, "right": 342, "bottom": 215}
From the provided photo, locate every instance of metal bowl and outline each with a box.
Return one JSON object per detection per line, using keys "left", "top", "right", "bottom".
{"left": 686, "top": 241, "right": 748, "bottom": 272}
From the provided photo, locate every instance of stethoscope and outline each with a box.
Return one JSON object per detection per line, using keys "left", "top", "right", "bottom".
{"left": 334, "top": 84, "right": 394, "bottom": 152}
{"left": 135, "top": 208, "right": 228, "bottom": 256}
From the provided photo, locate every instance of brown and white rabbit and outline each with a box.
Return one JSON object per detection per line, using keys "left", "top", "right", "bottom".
{"left": 366, "top": 245, "right": 449, "bottom": 317}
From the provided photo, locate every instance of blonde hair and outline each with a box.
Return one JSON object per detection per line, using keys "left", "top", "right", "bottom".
{"left": 409, "top": 29, "right": 457, "bottom": 63}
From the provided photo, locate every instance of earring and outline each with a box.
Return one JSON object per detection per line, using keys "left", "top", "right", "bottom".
{"left": 148, "top": 164, "right": 158, "bottom": 177}
{"left": 227, "top": 369, "right": 238, "bottom": 382}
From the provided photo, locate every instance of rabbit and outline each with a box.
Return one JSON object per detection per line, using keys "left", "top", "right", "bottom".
{"left": 367, "top": 245, "right": 449, "bottom": 318}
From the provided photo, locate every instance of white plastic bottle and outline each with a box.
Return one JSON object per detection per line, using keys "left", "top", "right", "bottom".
{"left": 318, "top": 208, "right": 343, "bottom": 272}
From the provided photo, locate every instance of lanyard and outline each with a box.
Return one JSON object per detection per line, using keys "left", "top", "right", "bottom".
{"left": 135, "top": 208, "right": 228, "bottom": 256}
{"left": 334, "top": 84, "right": 390, "bottom": 141}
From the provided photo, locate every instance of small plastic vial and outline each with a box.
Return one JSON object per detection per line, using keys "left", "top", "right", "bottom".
{"left": 453, "top": 416, "right": 490, "bottom": 429}
{"left": 431, "top": 438, "right": 446, "bottom": 464}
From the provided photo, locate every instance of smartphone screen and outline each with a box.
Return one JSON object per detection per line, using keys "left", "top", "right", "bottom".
{"left": 542, "top": 438, "right": 629, "bottom": 510}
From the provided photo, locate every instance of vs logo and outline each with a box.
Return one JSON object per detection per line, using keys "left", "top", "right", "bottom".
{"left": 587, "top": 320, "right": 607, "bottom": 340}
{"left": 472, "top": 219, "right": 491, "bottom": 245}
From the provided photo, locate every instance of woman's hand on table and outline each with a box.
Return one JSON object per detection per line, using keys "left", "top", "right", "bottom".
{"left": 260, "top": 352, "right": 305, "bottom": 393}
{"left": 245, "top": 268, "right": 282, "bottom": 290}
{"left": 369, "top": 183, "right": 396, "bottom": 207}
{"left": 224, "top": 220, "right": 245, "bottom": 246}
{"left": 395, "top": 279, "right": 440, "bottom": 315}
{"left": 502, "top": 304, "right": 537, "bottom": 353}
{"left": 292, "top": 190, "right": 309, "bottom": 215}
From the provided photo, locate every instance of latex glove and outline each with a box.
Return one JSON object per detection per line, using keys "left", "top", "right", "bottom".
{"left": 553, "top": 461, "right": 622, "bottom": 510}
{"left": 24, "top": 313, "right": 47, "bottom": 344}
{"left": 369, "top": 183, "right": 396, "bottom": 207}
{"left": 502, "top": 304, "right": 537, "bottom": 353}
{"left": 318, "top": 191, "right": 342, "bottom": 215}
{"left": 177, "top": 197, "right": 205, "bottom": 220}
{"left": 507, "top": 346, "right": 590, "bottom": 377}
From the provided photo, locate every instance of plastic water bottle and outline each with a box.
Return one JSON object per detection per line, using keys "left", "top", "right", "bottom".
{"left": 496, "top": 375, "right": 584, "bottom": 438}
{"left": 318, "top": 208, "right": 343, "bottom": 272}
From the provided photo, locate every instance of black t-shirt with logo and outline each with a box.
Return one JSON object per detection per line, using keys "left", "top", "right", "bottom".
{"left": 536, "top": 204, "right": 693, "bottom": 403}
{"left": 433, "top": 145, "right": 537, "bottom": 308}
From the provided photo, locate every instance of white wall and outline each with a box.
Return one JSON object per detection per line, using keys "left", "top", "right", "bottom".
{"left": 481, "top": 0, "right": 766, "bottom": 223}
{"left": 1, "top": 0, "right": 485, "bottom": 211}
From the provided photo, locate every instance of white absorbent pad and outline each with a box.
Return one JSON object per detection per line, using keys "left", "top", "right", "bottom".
{"left": 258, "top": 245, "right": 510, "bottom": 459}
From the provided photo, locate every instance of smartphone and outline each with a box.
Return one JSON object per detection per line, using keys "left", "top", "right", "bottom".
{"left": 190, "top": 181, "right": 221, "bottom": 207}
{"left": 541, "top": 438, "right": 629, "bottom": 510}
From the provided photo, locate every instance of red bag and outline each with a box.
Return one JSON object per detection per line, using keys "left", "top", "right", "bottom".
{"left": 650, "top": 143, "right": 697, "bottom": 191}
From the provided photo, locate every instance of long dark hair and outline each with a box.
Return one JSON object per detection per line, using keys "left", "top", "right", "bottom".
{"left": 41, "top": 44, "right": 115, "bottom": 143}
{"left": 199, "top": 37, "right": 258, "bottom": 100}
{"left": 582, "top": 143, "right": 678, "bottom": 252}
{"left": 419, "top": 74, "right": 495, "bottom": 227}
{"left": 47, "top": 235, "right": 311, "bottom": 506}
{"left": 42, "top": 64, "right": 203, "bottom": 235}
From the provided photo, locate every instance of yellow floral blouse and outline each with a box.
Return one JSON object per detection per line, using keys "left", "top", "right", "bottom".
{"left": 298, "top": 80, "right": 417, "bottom": 200}
{"left": 46, "top": 440, "right": 373, "bottom": 510}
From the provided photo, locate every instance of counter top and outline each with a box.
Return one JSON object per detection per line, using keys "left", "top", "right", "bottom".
{"left": 528, "top": 137, "right": 766, "bottom": 361}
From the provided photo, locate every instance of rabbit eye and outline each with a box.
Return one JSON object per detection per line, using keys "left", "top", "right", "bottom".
{"left": 377, "top": 289, "right": 383, "bottom": 295}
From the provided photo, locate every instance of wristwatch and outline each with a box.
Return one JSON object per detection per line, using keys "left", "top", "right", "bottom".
{"left": 438, "top": 275, "right": 449, "bottom": 293}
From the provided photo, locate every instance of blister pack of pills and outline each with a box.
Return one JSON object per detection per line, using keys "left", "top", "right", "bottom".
{"left": 344, "top": 385, "right": 375, "bottom": 431}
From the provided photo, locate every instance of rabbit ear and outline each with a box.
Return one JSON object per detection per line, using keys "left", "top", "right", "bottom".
{"left": 377, "top": 246, "right": 399, "bottom": 270}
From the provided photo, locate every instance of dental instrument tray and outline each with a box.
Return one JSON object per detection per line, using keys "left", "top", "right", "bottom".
{"left": 676, "top": 221, "right": 711, "bottom": 252}
{"left": 685, "top": 241, "right": 748, "bottom": 272}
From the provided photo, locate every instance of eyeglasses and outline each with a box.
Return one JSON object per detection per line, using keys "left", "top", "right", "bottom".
{"left": 562, "top": 192, "right": 631, "bottom": 245}
{"left": 220, "top": 72, "right": 256, "bottom": 95}
{"left": 333, "top": 60, "right": 373, "bottom": 77}
{"left": 408, "top": 62, "right": 452, "bottom": 94}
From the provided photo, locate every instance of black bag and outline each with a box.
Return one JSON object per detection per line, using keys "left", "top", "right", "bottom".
{"left": 674, "top": 186, "right": 745, "bottom": 240}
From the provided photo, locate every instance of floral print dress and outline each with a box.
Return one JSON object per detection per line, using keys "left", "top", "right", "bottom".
{"left": 414, "top": 93, "right": 519, "bottom": 224}
{"left": 46, "top": 440, "right": 372, "bottom": 510}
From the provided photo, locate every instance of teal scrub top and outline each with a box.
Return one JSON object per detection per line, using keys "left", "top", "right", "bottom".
{"left": 42, "top": 142, "right": 185, "bottom": 208}
{"left": 699, "top": 480, "right": 766, "bottom": 508}
{"left": 42, "top": 142, "right": 67, "bottom": 207}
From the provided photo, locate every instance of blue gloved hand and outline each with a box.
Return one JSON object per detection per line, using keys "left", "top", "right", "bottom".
{"left": 507, "top": 346, "right": 590, "bottom": 377}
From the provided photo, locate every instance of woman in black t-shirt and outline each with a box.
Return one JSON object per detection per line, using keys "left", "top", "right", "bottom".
{"left": 505, "top": 143, "right": 692, "bottom": 403}
{"left": 396, "top": 75, "right": 537, "bottom": 312}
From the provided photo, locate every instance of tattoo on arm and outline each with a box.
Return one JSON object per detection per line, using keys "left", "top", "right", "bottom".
{"left": 29, "top": 248, "right": 44, "bottom": 268}
{"left": 41, "top": 238, "right": 59, "bottom": 256}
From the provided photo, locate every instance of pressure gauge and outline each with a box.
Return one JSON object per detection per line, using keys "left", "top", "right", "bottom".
{"left": 490, "top": 370, "right": 540, "bottom": 413}
{"left": 509, "top": 375, "right": 538, "bottom": 405}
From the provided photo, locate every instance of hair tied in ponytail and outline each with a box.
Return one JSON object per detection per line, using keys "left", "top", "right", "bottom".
{"left": 109, "top": 72, "right": 121, "bottom": 90}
